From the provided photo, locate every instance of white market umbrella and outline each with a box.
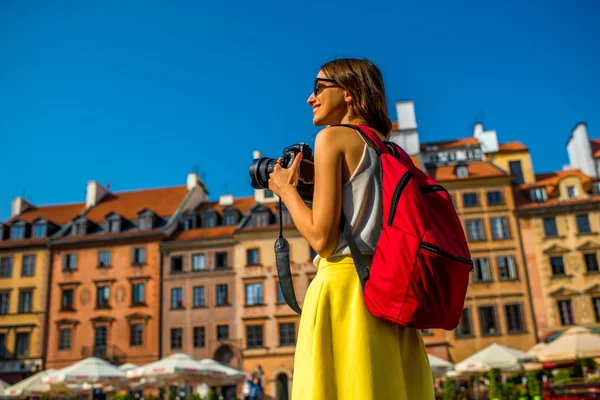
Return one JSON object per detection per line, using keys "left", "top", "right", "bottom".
{"left": 527, "top": 342, "right": 547, "bottom": 357}
{"left": 428, "top": 354, "right": 454, "bottom": 375}
{"left": 119, "top": 363, "right": 139, "bottom": 371}
{"left": 197, "top": 359, "right": 246, "bottom": 386}
{"left": 455, "top": 343, "right": 537, "bottom": 373}
{"left": 4, "top": 369, "right": 81, "bottom": 397}
{"left": 43, "top": 357, "right": 126, "bottom": 386}
{"left": 536, "top": 326, "right": 600, "bottom": 363}
{"left": 127, "top": 353, "right": 223, "bottom": 384}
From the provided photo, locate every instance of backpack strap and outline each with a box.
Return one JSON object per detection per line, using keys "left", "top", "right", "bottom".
{"left": 341, "top": 213, "right": 370, "bottom": 289}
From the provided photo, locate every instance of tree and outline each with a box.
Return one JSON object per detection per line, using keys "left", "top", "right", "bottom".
{"left": 526, "top": 370, "right": 542, "bottom": 399}
{"left": 442, "top": 376, "right": 456, "bottom": 400}
{"left": 487, "top": 369, "right": 500, "bottom": 400}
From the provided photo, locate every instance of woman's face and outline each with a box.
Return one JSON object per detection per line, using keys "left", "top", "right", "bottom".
{"left": 307, "top": 70, "right": 348, "bottom": 126}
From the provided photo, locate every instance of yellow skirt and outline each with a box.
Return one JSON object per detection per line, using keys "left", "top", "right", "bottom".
{"left": 291, "top": 255, "right": 435, "bottom": 399}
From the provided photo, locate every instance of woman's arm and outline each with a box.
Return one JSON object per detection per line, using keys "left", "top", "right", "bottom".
{"left": 269, "top": 126, "right": 344, "bottom": 257}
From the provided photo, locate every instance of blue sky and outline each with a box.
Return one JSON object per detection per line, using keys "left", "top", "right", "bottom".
{"left": 1, "top": 0, "right": 599, "bottom": 221}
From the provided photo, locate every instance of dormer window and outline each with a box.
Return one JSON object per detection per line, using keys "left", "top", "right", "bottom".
{"left": 0, "top": 224, "right": 4, "bottom": 241}
{"left": 223, "top": 207, "right": 239, "bottom": 226}
{"left": 138, "top": 210, "right": 155, "bottom": 230}
{"left": 277, "top": 204, "right": 292, "bottom": 225}
{"left": 530, "top": 187, "right": 548, "bottom": 202}
{"left": 264, "top": 190, "right": 275, "bottom": 199}
{"left": 456, "top": 165, "right": 469, "bottom": 178}
{"left": 201, "top": 210, "right": 218, "bottom": 228}
{"left": 72, "top": 217, "right": 88, "bottom": 236}
{"left": 252, "top": 208, "right": 272, "bottom": 227}
{"left": 33, "top": 221, "right": 47, "bottom": 238}
{"left": 180, "top": 211, "right": 196, "bottom": 230}
{"left": 466, "top": 149, "right": 479, "bottom": 160}
{"left": 11, "top": 222, "right": 26, "bottom": 240}
{"left": 448, "top": 152, "right": 457, "bottom": 162}
{"left": 594, "top": 182, "right": 600, "bottom": 195}
{"left": 566, "top": 186, "right": 577, "bottom": 199}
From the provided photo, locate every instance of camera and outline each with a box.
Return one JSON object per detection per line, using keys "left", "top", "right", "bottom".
{"left": 249, "top": 143, "right": 315, "bottom": 203}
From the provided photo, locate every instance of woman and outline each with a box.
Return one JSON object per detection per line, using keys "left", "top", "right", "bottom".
{"left": 268, "top": 58, "right": 434, "bottom": 399}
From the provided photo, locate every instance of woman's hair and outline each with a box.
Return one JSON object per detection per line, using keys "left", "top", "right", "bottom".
{"left": 320, "top": 58, "right": 392, "bottom": 137}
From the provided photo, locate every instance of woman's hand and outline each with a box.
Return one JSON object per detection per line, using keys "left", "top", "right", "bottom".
{"left": 268, "top": 152, "right": 302, "bottom": 200}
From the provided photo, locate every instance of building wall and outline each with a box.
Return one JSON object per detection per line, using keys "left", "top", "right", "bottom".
{"left": 46, "top": 240, "right": 161, "bottom": 368}
{"left": 0, "top": 247, "right": 49, "bottom": 383}
{"left": 487, "top": 150, "right": 536, "bottom": 184}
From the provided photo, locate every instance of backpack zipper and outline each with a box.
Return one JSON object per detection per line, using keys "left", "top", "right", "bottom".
{"left": 388, "top": 170, "right": 413, "bottom": 226}
{"left": 420, "top": 242, "right": 474, "bottom": 270}
{"left": 420, "top": 185, "right": 447, "bottom": 194}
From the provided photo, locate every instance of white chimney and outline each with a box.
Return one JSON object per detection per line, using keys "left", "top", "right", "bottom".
{"left": 567, "top": 123, "right": 596, "bottom": 177}
{"left": 86, "top": 181, "right": 108, "bottom": 208}
{"left": 395, "top": 100, "right": 417, "bottom": 131}
{"left": 253, "top": 150, "right": 262, "bottom": 160}
{"left": 389, "top": 100, "right": 420, "bottom": 155}
{"left": 11, "top": 197, "right": 32, "bottom": 218}
{"left": 219, "top": 194, "right": 234, "bottom": 206}
{"left": 472, "top": 123, "right": 499, "bottom": 154}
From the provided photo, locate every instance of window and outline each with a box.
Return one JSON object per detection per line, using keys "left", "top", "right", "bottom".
{"left": 63, "top": 254, "right": 76, "bottom": 271}
{"left": 487, "top": 191, "right": 503, "bottom": 206}
{"left": 217, "top": 325, "right": 229, "bottom": 341}
{"left": 491, "top": 217, "right": 510, "bottom": 239}
{"left": 224, "top": 213, "right": 237, "bottom": 226}
{"left": 58, "top": 328, "right": 71, "bottom": 350}
{"left": 595, "top": 182, "right": 600, "bottom": 195}
{"left": 543, "top": 217, "right": 558, "bottom": 237}
{"left": 33, "top": 223, "right": 46, "bottom": 238}
{"left": 11, "top": 225, "right": 25, "bottom": 240}
{"left": 0, "top": 292, "right": 9, "bottom": 314}
{"left": 473, "top": 258, "right": 492, "bottom": 282}
{"left": 254, "top": 211, "right": 271, "bottom": 227}
{"left": 215, "top": 252, "right": 228, "bottom": 268}
{"left": 98, "top": 251, "right": 111, "bottom": 268}
{"left": 0, "top": 334, "right": 4, "bottom": 358}
{"left": 557, "top": 300, "right": 575, "bottom": 325}
{"left": 456, "top": 165, "right": 468, "bottom": 178}
{"left": 216, "top": 284, "right": 229, "bottom": 305}
{"left": 279, "top": 323, "right": 295, "bottom": 346}
{"left": 18, "top": 291, "right": 32, "bottom": 313}
{"left": 448, "top": 152, "right": 457, "bottom": 162}
{"left": 183, "top": 217, "right": 194, "bottom": 230}
{"left": 593, "top": 298, "right": 600, "bottom": 323}
{"left": 0, "top": 225, "right": 4, "bottom": 241}
{"left": 192, "top": 286, "right": 205, "bottom": 307}
{"left": 246, "top": 325, "right": 263, "bottom": 348}
{"left": 171, "top": 288, "right": 183, "bottom": 309}
{"left": 192, "top": 254, "right": 205, "bottom": 271}
{"left": 455, "top": 308, "right": 473, "bottom": 337}
{"left": 21, "top": 255, "right": 36, "bottom": 276}
{"left": 193, "top": 327, "right": 205, "bottom": 348}
{"left": 479, "top": 306, "right": 498, "bottom": 335}
{"left": 61, "top": 289, "right": 74, "bottom": 310}
{"left": 466, "top": 149, "right": 478, "bottom": 160}
{"left": 466, "top": 219, "right": 485, "bottom": 241}
{"left": 585, "top": 254, "right": 599, "bottom": 273}
{"left": 0, "top": 257, "right": 13, "bottom": 277}
{"left": 202, "top": 213, "right": 217, "bottom": 228}
{"left": 567, "top": 186, "right": 578, "bottom": 198}
{"left": 73, "top": 220, "right": 87, "bottom": 236}
{"left": 108, "top": 219, "right": 120, "bottom": 233}
{"left": 96, "top": 286, "right": 110, "bottom": 308}
{"left": 171, "top": 256, "right": 183, "bottom": 272}
{"left": 132, "top": 283, "right": 145, "bottom": 305}
{"left": 276, "top": 282, "right": 285, "bottom": 304}
{"left": 130, "top": 323, "right": 143, "bottom": 347}
{"left": 505, "top": 304, "right": 525, "bottom": 333}
{"left": 15, "top": 333, "right": 29, "bottom": 357}
{"left": 139, "top": 215, "right": 153, "bottom": 230}
{"left": 245, "top": 283, "right": 263, "bottom": 305}
{"left": 94, "top": 326, "right": 107, "bottom": 356}
{"left": 497, "top": 256, "right": 518, "bottom": 280}
{"left": 264, "top": 189, "right": 275, "bottom": 198}
{"left": 509, "top": 161, "right": 525, "bottom": 185}
{"left": 170, "top": 328, "right": 182, "bottom": 349}
{"left": 530, "top": 188, "right": 547, "bottom": 202}
{"left": 550, "top": 256, "right": 566, "bottom": 276}
{"left": 462, "top": 193, "right": 479, "bottom": 207}
{"left": 576, "top": 214, "right": 591, "bottom": 234}
{"left": 247, "top": 249, "right": 259, "bottom": 265}
{"left": 132, "top": 248, "right": 146, "bottom": 264}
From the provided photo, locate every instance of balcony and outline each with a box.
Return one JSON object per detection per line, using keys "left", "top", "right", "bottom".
{"left": 81, "top": 345, "right": 126, "bottom": 365}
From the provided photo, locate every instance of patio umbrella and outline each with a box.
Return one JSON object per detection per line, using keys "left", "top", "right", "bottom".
{"left": 197, "top": 359, "right": 246, "bottom": 386}
{"left": 43, "top": 357, "right": 127, "bottom": 386}
{"left": 127, "top": 353, "right": 223, "bottom": 384}
{"left": 428, "top": 354, "right": 454, "bottom": 376}
{"left": 454, "top": 343, "right": 537, "bottom": 373}
{"left": 536, "top": 326, "right": 600, "bottom": 363}
{"left": 4, "top": 369, "right": 81, "bottom": 397}
{"left": 119, "top": 363, "right": 139, "bottom": 371}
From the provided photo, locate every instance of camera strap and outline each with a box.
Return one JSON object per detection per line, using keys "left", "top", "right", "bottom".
{"left": 274, "top": 198, "right": 302, "bottom": 314}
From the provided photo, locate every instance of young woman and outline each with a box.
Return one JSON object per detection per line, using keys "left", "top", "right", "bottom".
{"left": 268, "top": 58, "right": 434, "bottom": 399}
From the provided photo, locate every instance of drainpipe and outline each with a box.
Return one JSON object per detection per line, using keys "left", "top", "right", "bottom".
{"left": 41, "top": 245, "right": 53, "bottom": 370}
{"left": 515, "top": 212, "right": 540, "bottom": 343}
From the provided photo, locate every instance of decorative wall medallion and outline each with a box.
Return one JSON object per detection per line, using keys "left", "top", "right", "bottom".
{"left": 115, "top": 285, "right": 126, "bottom": 304}
{"left": 80, "top": 288, "right": 90, "bottom": 306}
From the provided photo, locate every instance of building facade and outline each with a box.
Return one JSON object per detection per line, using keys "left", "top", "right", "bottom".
{"left": 0, "top": 199, "right": 84, "bottom": 383}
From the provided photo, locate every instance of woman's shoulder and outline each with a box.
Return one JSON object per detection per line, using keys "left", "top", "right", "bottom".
{"left": 315, "top": 125, "right": 363, "bottom": 149}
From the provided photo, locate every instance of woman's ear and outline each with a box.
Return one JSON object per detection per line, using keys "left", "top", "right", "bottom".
{"left": 343, "top": 90, "right": 353, "bottom": 105}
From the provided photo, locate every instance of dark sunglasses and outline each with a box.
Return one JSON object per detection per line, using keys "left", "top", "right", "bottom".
{"left": 314, "top": 78, "right": 338, "bottom": 96}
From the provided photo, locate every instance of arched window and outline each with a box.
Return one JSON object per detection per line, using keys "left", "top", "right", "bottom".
{"left": 276, "top": 373, "right": 289, "bottom": 400}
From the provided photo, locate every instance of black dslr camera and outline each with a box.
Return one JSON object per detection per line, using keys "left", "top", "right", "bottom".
{"left": 249, "top": 143, "right": 315, "bottom": 203}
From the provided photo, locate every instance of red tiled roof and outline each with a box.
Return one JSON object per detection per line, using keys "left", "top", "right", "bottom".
{"left": 421, "top": 138, "right": 479, "bottom": 151}
{"left": 517, "top": 195, "right": 600, "bottom": 210}
{"left": 428, "top": 161, "right": 507, "bottom": 181}
{"left": 592, "top": 139, "right": 600, "bottom": 158}
{"left": 498, "top": 142, "right": 528, "bottom": 152}
{"left": 391, "top": 122, "right": 398, "bottom": 130}
{"left": 515, "top": 169, "right": 596, "bottom": 207}
{"left": 85, "top": 186, "right": 188, "bottom": 222}
{"left": 171, "top": 226, "right": 236, "bottom": 241}
{"left": 6, "top": 203, "right": 85, "bottom": 225}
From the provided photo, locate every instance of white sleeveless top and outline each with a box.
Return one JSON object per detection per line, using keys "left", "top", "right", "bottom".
{"left": 313, "top": 135, "right": 383, "bottom": 266}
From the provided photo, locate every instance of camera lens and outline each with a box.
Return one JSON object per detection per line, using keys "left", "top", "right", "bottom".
{"left": 249, "top": 157, "right": 276, "bottom": 189}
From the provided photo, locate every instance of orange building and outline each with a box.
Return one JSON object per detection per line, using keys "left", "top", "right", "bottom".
{"left": 0, "top": 199, "right": 84, "bottom": 383}
{"left": 45, "top": 175, "right": 207, "bottom": 369}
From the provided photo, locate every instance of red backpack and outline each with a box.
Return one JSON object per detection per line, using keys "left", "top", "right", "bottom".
{"left": 336, "top": 124, "right": 473, "bottom": 330}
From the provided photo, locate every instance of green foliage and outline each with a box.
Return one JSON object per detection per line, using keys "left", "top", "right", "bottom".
{"left": 206, "top": 389, "right": 218, "bottom": 400}
{"left": 442, "top": 376, "right": 456, "bottom": 400}
{"left": 109, "top": 393, "right": 130, "bottom": 400}
{"left": 553, "top": 370, "right": 571, "bottom": 384}
{"left": 526, "top": 370, "right": 542, "bottom": 396}
{"left": 487, "top": 369, "right": 500, "bottom": 399}
{"left": 146, "top": 395, "right": 160, "bottom": 400}
{"left": 500, "top": 382, "right": 517, "bottom": 399}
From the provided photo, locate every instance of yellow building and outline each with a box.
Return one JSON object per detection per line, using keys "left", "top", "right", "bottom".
{"left": 516, "top": 170, "right": 600, "bottom": 341}
{"left": 0, "top": 199, "right": 84, "bottom": 383}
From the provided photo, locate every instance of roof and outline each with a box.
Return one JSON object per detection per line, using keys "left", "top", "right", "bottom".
{"left": 170, "top": 226, "right": 237, "bottom": 241}
{"left": 498, "top": 142, "right": 528, "bottom": 152}
{"left": 592, "top": 139, "right": 600, "bottom": 158}
{"left": 427, "top": 161, "right": 507, "bottom": 182}
{"left": 519, "top": 170, "right": 593, "bottom": 191}
{"left": 196, "top": 196, "right": 255, "bottom": 215}
{"left": 391, "top": 121, "right": 398, "bottom": 130}
{"left": 6, "top": 203, "right": 85, "bottom": 226}
{"left": 515, "top": 169, "right": 598, "bottom": 208}
{"left": 421, "top": 137, "right": 479, "bottom": 151}
{"left": 84, "top": 186, "right": 188, "bottom": 222}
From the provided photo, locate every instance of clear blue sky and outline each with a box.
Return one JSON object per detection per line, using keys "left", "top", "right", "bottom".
{"left": 1, "top": 0, "right": 599, "bottom": 221}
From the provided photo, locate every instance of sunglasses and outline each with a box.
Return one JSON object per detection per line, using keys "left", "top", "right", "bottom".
{"left": 314, "top": 78, "right": 338, "bottom": 96}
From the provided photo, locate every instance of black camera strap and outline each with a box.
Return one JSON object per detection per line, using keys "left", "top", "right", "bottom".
{"left": 274, "top": 198, "right": 302, "bottom": 314}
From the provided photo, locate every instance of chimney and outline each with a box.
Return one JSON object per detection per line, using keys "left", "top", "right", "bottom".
{"left": 219, "top": 194, "right": 234, "bottom": 206}
{"left": 11, "top": 197, "right": 33, "bottom": 218}
{"left": 253, "top": 150, "right": 262, "bottom": 160}
{"left": 473, "top": 123, "right": 484, "bottom": 138}
{"left": 86, "top": 181, "right": 108, "bottom": 208}
{"left": 389, "top": 100, "right": 420, "bottom": 155}
{"left": 395, "top": 100, "right": 417, "bottom": 132}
